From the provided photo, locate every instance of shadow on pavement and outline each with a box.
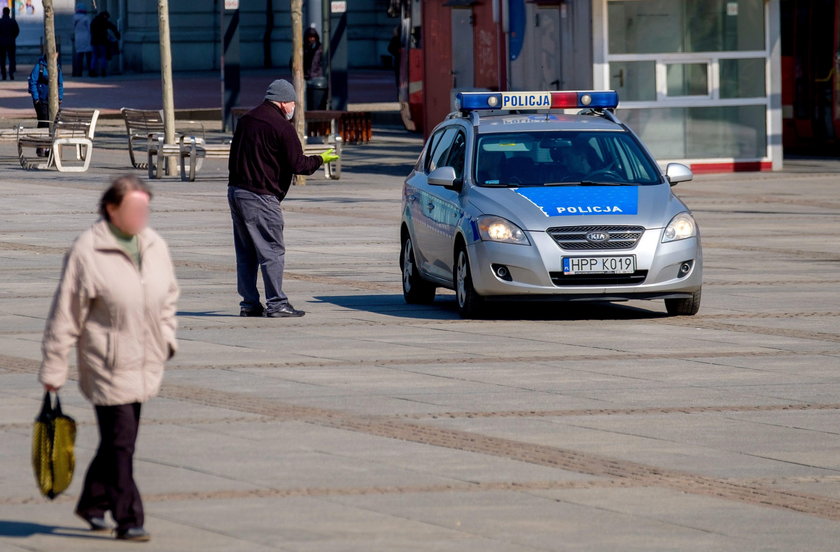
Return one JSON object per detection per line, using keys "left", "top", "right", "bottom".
{"left": 314, "top": 293, "right": 669, "bottom": 321}
{"left": 176, "top": 310, "right": 238, "bottom": 318}
{"left": 313, "top": 294, "right": 460, "bottom": 320}
{"left": 0, "top": 520, "right": 106, "bottom": 540}
{"left": 348, "top": 163, "right": 415, "bottom": 177}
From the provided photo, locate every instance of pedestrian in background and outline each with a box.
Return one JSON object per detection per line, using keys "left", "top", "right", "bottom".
{"left": 303, "top": 26, "right": 323, "bottom": 80}
{"left": 39, "top": 175, "right": 179, "bottom": 543}
{"left": 73, "top": 3, "right": 92, "bottom": 77}
{"left": 0, "top": 6, "right": 19, "bottom": 81}
{"left": 90, "top": 10, "right": 119, "bottom": 77}
{"left": 227, "top": 79, "right": 338, "bottom": 318}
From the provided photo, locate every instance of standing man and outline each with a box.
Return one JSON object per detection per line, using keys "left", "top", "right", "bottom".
{"left": 0, "top": 7, "right": 19, "bottom": 81}
{"left": 228, "top": 79, "right": 339, "bottom": 318}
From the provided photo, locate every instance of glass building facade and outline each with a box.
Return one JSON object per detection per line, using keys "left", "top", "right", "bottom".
{"left": 593, "top": 0, "right": 782, "bottom": 170}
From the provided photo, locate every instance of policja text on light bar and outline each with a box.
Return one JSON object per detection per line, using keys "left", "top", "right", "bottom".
{"left": 457, "top": 90, "right": 619, "bottom": 112}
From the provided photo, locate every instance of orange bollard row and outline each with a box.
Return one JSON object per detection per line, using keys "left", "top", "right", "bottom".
{"left": 339, "top": 112, "right": 373, "bottom": 144}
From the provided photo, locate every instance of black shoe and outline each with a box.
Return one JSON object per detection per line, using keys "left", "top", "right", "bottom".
{"left": 75, "top": 511, "right": 112, "bottom": 532}
{"left": 116, "top": 527, "right": 150, "bottom": 542}
{"left": 265, "top": 304, "right": 305, "bottom": 318}
{"left": 239, "top": 306, "right": 264, "bottom": 317}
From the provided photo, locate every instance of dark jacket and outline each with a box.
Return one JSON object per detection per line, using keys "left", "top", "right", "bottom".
{"left": 28, "top": 56, "right": 64, "bottom": 103}
{"left": 0, "top": 13, "right": 20, "bottom": 47}
{"left": 303, "top": 28, "right": 323, "bottom": 79}
{"left": 228, "top": 101, "right": 322, "bottom": 200}
{"left": 90, "top": 13, "right": 119, "bottom": 46}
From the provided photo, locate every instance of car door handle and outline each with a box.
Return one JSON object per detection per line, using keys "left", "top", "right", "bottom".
{"left": 427, "top": 202, "right": 435, "bottom": 211}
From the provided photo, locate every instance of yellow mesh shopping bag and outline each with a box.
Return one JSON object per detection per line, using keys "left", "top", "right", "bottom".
{"left": 32, "top": 391, "right": 76, "bottom": 499}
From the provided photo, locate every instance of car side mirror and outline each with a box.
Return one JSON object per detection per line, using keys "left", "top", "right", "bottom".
{"left": 428, "top": 166, "right": 460, "bottom": 189}
{"left": 665, "top": 163, "right": 693, "bottom": 186}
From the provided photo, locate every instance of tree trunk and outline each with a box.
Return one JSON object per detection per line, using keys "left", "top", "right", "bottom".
{"left": 290, "top": 0, "right": 306, "bottom": 185}
{"left": 158, "top": 0, "right": 177, "bottom": 175}
{"left": 42, "top": 0, "right": 59, "bottom": 123}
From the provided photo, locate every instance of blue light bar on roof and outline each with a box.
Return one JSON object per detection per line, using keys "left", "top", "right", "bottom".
{"left": 457, "top": 90, "right": 619, "bottom": 111}
{"left": 459, "top": 92, "right": 504, "bottom": 110}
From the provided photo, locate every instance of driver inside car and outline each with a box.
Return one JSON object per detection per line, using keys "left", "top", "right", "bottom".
{"left": 547, "top": 144, "right": 593, "bottom": 182}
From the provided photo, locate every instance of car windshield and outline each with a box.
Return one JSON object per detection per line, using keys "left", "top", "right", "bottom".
{"left": 474, "top": 130, "right": 662, "bottom": 187}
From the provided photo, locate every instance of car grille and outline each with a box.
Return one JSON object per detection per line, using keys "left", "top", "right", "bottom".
{"left": 546, "top": 225, "right": 645, "bottom": 250}
{"left": 550, "top": 271, "right": 648, "bottom": 286}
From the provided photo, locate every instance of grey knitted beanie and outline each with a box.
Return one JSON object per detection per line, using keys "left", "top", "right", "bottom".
{"left": 265, "top": 79, "right": 296, "bottom": 103}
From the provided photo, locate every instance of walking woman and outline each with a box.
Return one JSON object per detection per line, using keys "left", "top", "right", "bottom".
{"left": 39, "top": 175, "right": 179, "bottom": 542}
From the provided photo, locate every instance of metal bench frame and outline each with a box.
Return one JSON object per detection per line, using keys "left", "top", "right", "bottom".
{"left": 121, "top": 107, "right": 205, "bottom": 172}
{"left": 121, "top": 108, "right": 166, "bottom": 170}
{"left": 16, "top": 109, "right": 100, "bottom": 172}
{"left": 172, "top": 134, "right": 342, "bottom": 182}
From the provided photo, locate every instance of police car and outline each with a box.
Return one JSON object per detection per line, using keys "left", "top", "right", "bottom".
{"left": 400, "top": 90, "right": 702, "bottom": 318}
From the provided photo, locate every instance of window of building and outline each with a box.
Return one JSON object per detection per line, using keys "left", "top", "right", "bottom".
{"left": 666, "top": 63, "right": 710, "bottom": 97}
{"left": 604, "top": 0, "right": 770, "bottom": 161}
{"left": 608, "top": 0, "right": 765, "bottom": 54}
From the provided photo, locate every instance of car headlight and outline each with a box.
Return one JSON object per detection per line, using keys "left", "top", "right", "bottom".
{"left": 662, "top": 212, "right": 697, "bottom": 242}
{"left": 477, "top": 215, "right": 530, "bottom": 245}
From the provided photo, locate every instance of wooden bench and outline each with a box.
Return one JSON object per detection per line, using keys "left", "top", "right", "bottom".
{"left": 16, "top": 109, "right": 100, "bottom": 172}
{"left": 121, "top": 108, "right": 205, "bottom": 170}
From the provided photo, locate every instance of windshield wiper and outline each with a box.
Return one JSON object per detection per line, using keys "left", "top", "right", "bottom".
{"left": 542, "top": 181, "right": 638, "bottom": 186}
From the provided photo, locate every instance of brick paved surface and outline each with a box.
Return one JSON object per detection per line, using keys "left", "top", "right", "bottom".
{"left": 0, "top": 109, "right": 839, "bottom": 550}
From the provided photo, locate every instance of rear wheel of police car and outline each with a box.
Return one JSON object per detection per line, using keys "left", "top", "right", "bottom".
{"left": 401, "top": 234, "right": 436, "bottom": 304}
{"left": 665, "top": 288, "right": 702, "bottom": 316}
{"left": 454, "top": 246, "right": 484, "bottom": 318}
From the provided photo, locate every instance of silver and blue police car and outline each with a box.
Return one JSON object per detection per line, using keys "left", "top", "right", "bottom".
{"left": 400, "top": 90, "right": 702, "bottom": 318}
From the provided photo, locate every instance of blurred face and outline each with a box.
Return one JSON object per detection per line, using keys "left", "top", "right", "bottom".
{"left": 280, "top": 101, "right": 295, "bottom": 120}
{"left": 554, "top": 147, "right": 590, "bottom": 174}
{"left": 107, "top": 190, "right": 150, "bottom": 236}
{"left": 567, "top": 150, "right": 590, "bottom": 174}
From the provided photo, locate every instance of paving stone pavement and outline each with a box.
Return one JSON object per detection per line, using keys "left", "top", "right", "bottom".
{"left": 1, "top": 124, "right": 839, "bottom": 551}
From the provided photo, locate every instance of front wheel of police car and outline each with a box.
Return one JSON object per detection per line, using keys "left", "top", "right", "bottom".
{"left": 455, "top": 247, "right": 484, "bottom": 318}
{"left": 665, "top": 288, "right": 701, "bottom": 316}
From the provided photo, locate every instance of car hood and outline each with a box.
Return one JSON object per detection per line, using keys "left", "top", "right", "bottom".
{"left": 467, "top": 184, "right": 686, "bottom": 230}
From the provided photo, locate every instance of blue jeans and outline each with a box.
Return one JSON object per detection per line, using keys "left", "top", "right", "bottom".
{"left": 91, "top": 44, "right": 108, "bottom": 75}
{"left": 227, "top": 186, "right": 288, "bottom": 313}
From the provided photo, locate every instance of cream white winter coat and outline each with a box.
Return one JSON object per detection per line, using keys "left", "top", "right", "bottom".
{"left": 39, "top": 220, "right": 179, "bottom": 406}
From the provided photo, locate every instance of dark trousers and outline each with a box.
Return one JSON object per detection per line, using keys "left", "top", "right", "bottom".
{"left": 76, "top": 403, "right": 144, "bottom": 531}
{"left": 0, "top": 44, "right": 14, "bottom": 79}
{"left": 33, "top": 100, "right": 50, "bottom": 127}
{"left": 73, "top": 51, "right": 91, "bottom": 77}
{"left": 227, "top": 186, "right": 289, "bottom": 313}
{"left": 91, "top": 44, "right": 108, "bottom": 76}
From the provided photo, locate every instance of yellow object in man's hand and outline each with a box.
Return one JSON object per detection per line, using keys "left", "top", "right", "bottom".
{"left": 320, "top": 149, "right": 340, "bottom": 163}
